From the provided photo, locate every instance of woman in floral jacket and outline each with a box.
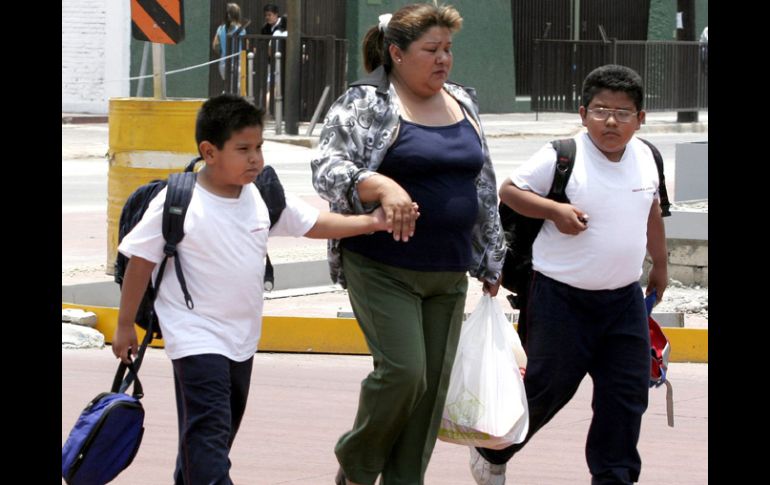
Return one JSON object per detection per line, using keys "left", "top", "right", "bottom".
{"left": 310, "top": 4, "right": 506, "bottom": 484}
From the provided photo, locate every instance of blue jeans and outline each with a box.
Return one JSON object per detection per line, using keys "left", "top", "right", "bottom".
{"left": 172, "top": 353, "right": 253, "bottom": 485}
{"left": 478, "top": 272, "right": 650, "bottom": 484}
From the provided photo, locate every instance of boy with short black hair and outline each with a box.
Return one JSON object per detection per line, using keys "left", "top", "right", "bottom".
{"left": 112, "top": 94, "right": 389, "bottom": 484}
{"left": 261, "top": 3, "right": 287, "bottom": 35}
{"left": 470, "top": 64, "right": 668, "bottom": 484}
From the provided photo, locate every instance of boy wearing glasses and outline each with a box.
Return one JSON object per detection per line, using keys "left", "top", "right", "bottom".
{"left": 470, "top": 64, "right": 668, "bottom": 485}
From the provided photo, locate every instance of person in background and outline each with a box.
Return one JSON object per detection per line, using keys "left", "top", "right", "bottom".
{"left": 310, "top": 3, "right": 505, "bottom": 484}
{"left": 212, "top": 3, "right": 247, "bottom": 82}
{"left": 261, "top": 4, "right": 287, "bottom": 36}
{"left": 257, "top": 4, "right": 288, "bottom": 115}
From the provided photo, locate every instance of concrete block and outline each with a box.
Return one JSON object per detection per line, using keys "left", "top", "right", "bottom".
{"left": 62, "top": 323, "right": 105, "bottom": 349}
{"left": 650, "top": 312, "right": 684, "bottom": 327}
{"left": 664, "top": 210, "right": 708, "bottom": 240}
{"left": 273, "top": 260, "right": 332, "bottom": 290}
{"left": 61, "top": 308, "right": 98, "bottom": 327}
{"left": 668, "top": 242, "right": 708, "bottom": 266}
{"left": 697, "top": 267, "right": 708, "bottom": 286}
{"left": 62, "top": 260, "right": 334, "bottom": 307}
{"left": 674, "top": 142, "right": 708, "bottom": 201}
{"left": 62, "top": 281, "right": 121, "bottom": 307}
{"left": 668, "top": 266, "right": 696, "bottom": 286}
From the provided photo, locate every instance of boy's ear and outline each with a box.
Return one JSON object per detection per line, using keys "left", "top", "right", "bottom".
{"left": 199, "top": 141, "right": 216, "bottom": 163}
{"left": 578, "top": 106, "right": 588, "bottom": 127}
{"left": 636, "top": 110, "right": 646, "bottom": 129}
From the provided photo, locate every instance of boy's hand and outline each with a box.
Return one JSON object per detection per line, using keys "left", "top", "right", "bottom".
{"left": 646, "top": 263, "right": 668, "bottom": 304}
{"left": 551, "top": 203, "right": 589, "bottom": 235}
{"left": 370, "top": 206, "right": 388, "bottom": 231}
{"left": 113, "top": 325, "right": 139, "bottom": 364}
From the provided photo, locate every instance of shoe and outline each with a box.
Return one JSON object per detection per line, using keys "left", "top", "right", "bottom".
{"left": 334, "top": 467, "right": 345, "bottom": 485}
{"left": 469, "top": 447, "right": 507, "bottom": 485}
{"left": 335, "top": 467, "right": 364, "bottom": 485}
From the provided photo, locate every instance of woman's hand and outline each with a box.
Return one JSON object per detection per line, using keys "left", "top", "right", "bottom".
{"left": 358, "top": 174, "right": 419, "bottom": 242}
{"left": 480, "top": 276, "right": 501, "bottom": 297}
{"left": 380, "top": 184, "right": 420, "bottom": 242}
{"left": 371, "top": 203, "right": 420, "bottom": 233}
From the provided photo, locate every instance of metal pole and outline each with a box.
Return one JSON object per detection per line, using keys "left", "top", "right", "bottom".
{"left": 247, "top": 52, "right": 255, "bottom": 103}
{"left": 152, "top": 43, "right": 166, "bottom": 99}
{"left": 676, "top": 0, "right": 698, "bottom": 122}
{"left": 306, "top": 85, "right": 331, "bottom": 136}
{"left": 284, "top": 0, "right": 301, "bottom": 134}
{"left": 573, "top": 0, "right": 580, "bottom": 41}
{"left": 274, "top": 52, "right": 283, "bottom": 135}
{"left": 136, "top": 42, "right": 150, "bottom": 97}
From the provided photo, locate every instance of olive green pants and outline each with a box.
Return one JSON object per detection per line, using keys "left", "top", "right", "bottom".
{"left": 336, "top": 249, "right": 468, "bottom": 485}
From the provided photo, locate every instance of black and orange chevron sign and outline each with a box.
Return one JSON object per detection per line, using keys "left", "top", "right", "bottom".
{"left": 131, "top": 0, "right": 185, "bottom": 44}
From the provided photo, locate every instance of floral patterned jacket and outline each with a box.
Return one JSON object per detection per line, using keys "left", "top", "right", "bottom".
{"left": 310, "top": 66, "right": 506, "bottom": 288}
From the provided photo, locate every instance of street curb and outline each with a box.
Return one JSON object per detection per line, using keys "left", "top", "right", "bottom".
{"left": 62, "top": 303, "right": 708, "bottom": 362}
{"left": 62, "top": 115, "right": 109, "bottom": 124}
{"left": 263, "top": 134, "right": 318, "bottom": 148}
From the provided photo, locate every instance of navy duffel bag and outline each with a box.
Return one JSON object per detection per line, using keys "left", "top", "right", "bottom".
{"left": 62, "top": 358, "right": 146, "bottom": 485}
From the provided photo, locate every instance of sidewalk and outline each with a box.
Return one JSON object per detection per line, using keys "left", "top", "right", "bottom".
{"left": 63, "top": 110, "right": 708, "bottom": 146}
{"left": 62, "top": 348, "right": 708, "bottom": 485}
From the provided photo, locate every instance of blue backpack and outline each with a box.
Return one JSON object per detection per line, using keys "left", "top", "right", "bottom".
{"left": 61, "top": 358, "right": 146, "bottom": 485}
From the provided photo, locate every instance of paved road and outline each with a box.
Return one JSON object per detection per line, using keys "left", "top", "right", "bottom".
{"left": 62, "top": 349, "right": 708, "bottom": 485}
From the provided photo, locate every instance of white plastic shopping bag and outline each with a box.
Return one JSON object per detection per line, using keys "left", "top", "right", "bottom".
{"left": 438, "top": 294, "right": 529, "bottom": 449}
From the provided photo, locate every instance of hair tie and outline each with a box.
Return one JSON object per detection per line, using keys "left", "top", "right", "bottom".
{"left": 378, "top": 13, "right": 392, "bottom": 33}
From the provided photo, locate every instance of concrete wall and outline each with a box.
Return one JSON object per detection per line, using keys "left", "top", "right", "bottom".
{"left": 346, "top": 0, "right": 516, "bottom": 113}
{"left": 674, "top": 142, "right": 708, "bottom": 201}
{"left": 644, "top": 239, "right": 708, "bottom": 287}
{"left": 62, "top": 0, "right": 130, "bottom": 113}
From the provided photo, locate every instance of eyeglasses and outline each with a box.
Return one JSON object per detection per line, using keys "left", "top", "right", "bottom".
{"left": 586, "top": 107, "right": 638, "bottom": 123}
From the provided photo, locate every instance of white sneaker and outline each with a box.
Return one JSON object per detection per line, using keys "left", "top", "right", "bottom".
{"left": 469, "top": 447, "right": 507, "bottom": 485}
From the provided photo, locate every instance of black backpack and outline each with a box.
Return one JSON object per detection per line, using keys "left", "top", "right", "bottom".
{"left": 499, "top": 137, "right": 671, "bottom": 314}
{"left": 114, "top": 158, "right": 287, "bottom": 340}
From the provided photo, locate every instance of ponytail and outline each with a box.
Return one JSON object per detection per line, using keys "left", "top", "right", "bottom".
{"left": 362, "top": 25, "right": 390, "bottom": 73}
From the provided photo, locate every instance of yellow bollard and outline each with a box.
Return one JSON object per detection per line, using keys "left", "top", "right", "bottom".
{"left": 106, "top": 98, "right": 204, "bottom": 274}
{"left": 240, "top": 49, "right": 247, "bottom": 96}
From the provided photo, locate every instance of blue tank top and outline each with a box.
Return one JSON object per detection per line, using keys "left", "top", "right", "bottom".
{"left": 342, "top": 115, "right": 484, "bottom": 272}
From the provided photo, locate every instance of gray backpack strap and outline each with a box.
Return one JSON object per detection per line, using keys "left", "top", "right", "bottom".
{"left": 254, "top": 165, "right": 286, "bottom": 291}
{"left": 664, "top": 380, "right": 675, "bottom": 427}
{"left": 162, "top": 172, "right": 197, "bottom": 309}
{"left": 638, "top": 138, "right": 671, "bottom": 217}
{"left": 548, "top": 138, "right": 576, "bottom": 202}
